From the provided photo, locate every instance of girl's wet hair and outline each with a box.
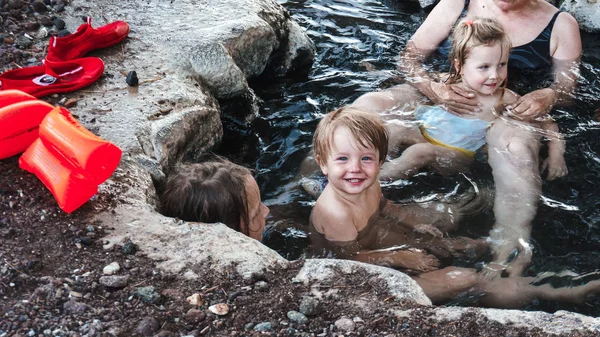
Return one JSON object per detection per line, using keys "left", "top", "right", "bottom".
{"left": 160, "top": 157, "right": 252, "bottom": 235}
{"left": 313, "top": 106, "right": 389, "bottom": 165}
{"left": 447, "top": 17, "right": 512, "bottom": 85}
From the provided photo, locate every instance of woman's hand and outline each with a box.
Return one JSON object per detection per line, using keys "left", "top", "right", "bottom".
{"left": 426, "top": 81, "right": 480, "bottom": 115}
{"left": 505, "top": 88, "right": 556, "bottom": 121}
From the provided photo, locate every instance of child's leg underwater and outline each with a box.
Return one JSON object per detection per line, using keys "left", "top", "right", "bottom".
{"left": 479, "top": 273, "right": 600, "bottom": 309}
{"left": 351, "top": 83, "right": 426, "bottom": 115}
{"left": 415, "top": 267, "right": 600, "bottom": 308}
{"left": 380, "top": 143, "right": 473, "bottom": 181}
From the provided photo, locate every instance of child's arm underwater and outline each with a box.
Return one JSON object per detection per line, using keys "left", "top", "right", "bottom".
{"left": 539, "top": 120, "right": 568, "bottom": 180}
{"left": 310, "top": 204, "right": 440, "bottom": 273}
{"left": 352, "top": 247, "right": 440, "bottom": 273}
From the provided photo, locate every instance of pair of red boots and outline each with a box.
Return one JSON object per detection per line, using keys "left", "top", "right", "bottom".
{"left": 0, "top": 90, "right": 122, "bottom": 213}
{"left": 0, "top": 18, "right": 130, "bottom": 97}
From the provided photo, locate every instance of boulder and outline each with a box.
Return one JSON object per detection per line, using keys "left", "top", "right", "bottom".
{"left": 562, "top": 0, "right": 600, "bottom": 33}
{"left": 293, "top": 259, "right": 431, "bottom": 307}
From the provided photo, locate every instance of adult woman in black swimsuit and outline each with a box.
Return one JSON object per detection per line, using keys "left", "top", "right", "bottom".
{"left": 351, "top": 0, "right": 581, "bottom": 277}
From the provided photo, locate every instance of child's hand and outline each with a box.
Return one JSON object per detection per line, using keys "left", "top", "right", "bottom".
{"left": 413, "top": 224, "right": 444, "bottom": 238}
{"left": 541, "top": 155, "right": 568, "bottom": 181}
{"left": 393, "top": 249, "right": 440, "bottom": 273}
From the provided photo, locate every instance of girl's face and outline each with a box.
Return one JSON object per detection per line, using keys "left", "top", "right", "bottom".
{"left": 244, "top": 175, "right": 270, "bottom": 241}
{"left": 457, "top": 42, "right": 508, "bottom": 96}
{"left": 319, "top": 125, "right": 381, "bottom": 196}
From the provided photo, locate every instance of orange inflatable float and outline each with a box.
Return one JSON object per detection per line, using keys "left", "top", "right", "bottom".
{"left": 19, "top": 106, "right": 122, "bottom": 213}
{"left": 0, "top": 90, "right": 54, "bottom": 159}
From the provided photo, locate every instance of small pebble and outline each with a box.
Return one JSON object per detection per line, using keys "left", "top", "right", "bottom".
{"left": 31, "top": 0, "right": 47, "bottom": 13}
{"left": 287, "top": 310, "right": 308, "bottom": 324}
{"left": 184, "top": 309, "right": 205, "bottom": 324}
{"left": 36, "top": 27, "right": 48, "bottom": 39}
{"left": 299, "top": 296, "right": 320, "bottom": 316}
{"left": 134, "top": 317, "right": 160, "bottom": 336}
{"left": 227, "top": 291, "right": 242, "bottom": 303}
{"left": 134, "top": 286, "right": 161, "bottom": 303}
{"left": 40, "top": 16, "right": 53, "bottom": 27}
{"left": 76, "top": 237, "right": 91, "bottom": 246}
{"left": 334, "top": 316, "right": 355, "bottom": 332}
{"left": 254, "top": 280, "right": 268, "bottom": 291}
{"left": 186, "top": 293, "right": 203, "bottom": 306}
{"left": 103, "top": 262, "right": 120, "bottom": 275}
{"left": 63, "top": 300, "right": 89, "bottom": 314}
{"left": 64, "top": 98, "right": 77, "bottom": 108}
{"left": 208, "top": 303, "right": 229, "bottom": 316}
{"left": 126, "top": 70, "right": 139, "bottom": 86}
{"left": 121, "top": 240, "right": 137, "bottom": 255}
{"left": 254, "top": 322, "right": 272, "bottom": 332}
{"left": 24, "top": 21, "right": 40, "bottom": 31}
{"left": 57, "top": 29, "right": 70, "bottom": 37}
{"left": 99, "top": 275, "right": 129, "bottom": 288}
{"left": 53, "top": 18, "right": 65, "bottom": 30}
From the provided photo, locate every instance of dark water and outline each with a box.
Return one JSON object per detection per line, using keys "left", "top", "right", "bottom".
{"left": 219, "top": 0, "right": 600, "bottom": 315}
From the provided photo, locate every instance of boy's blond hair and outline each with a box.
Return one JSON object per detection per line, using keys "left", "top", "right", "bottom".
{"left": 313, "top": 106, "right": 388, "bottom": 165}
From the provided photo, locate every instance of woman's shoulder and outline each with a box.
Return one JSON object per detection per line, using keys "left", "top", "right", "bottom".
{"left": 553, "top": 11, "right": 580, "bottom": 35}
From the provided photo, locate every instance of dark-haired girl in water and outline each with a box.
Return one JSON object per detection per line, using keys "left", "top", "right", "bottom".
{"left": 160, "top": 157, "right": 270, "bottom": 241}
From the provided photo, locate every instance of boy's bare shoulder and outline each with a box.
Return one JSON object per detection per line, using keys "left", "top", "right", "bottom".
{"left": 312, "top": 196, "right": 359, "bottom": 242}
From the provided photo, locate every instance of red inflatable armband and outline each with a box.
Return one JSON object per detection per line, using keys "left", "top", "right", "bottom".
{"left": 19, "top": 106, "right": 122, "bottom": 213}
{"left": 0, "top": 89, "right": 37, "bottom": 106}
{"left": 38, "top": 106, "right": 122, "bottom": 183}
{"left": 19, "top": 138, "right": 98, "bottom": 213}
{"left": 0, "top": 91, "right": 54, "bottom": 159}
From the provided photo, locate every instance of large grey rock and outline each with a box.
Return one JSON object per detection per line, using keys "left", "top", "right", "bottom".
{"left": 293, "top": 259, "right": 431, "bottom": 306}
{"left": 99, "top": 206, "right": 288, "bottom": 278}
{"left": 562, "top": 0, "right": 600, "bottom": 33}
{"left": 136, "top": 105, "right": 223, "bottom": 173}
{"left": 63, "top": 0, "right": 314, "bottom": 153}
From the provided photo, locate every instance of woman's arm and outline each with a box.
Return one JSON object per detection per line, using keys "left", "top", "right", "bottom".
{"left": 507, "top": 12, "right": 581, "bottom": 120}
{"left": 399, "top": 0, "right": 480, "bottom": 114}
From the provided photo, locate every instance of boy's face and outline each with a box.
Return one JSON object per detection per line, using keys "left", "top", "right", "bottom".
{"left": 318, "top": 125, "right": 381, "bottom": 196}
